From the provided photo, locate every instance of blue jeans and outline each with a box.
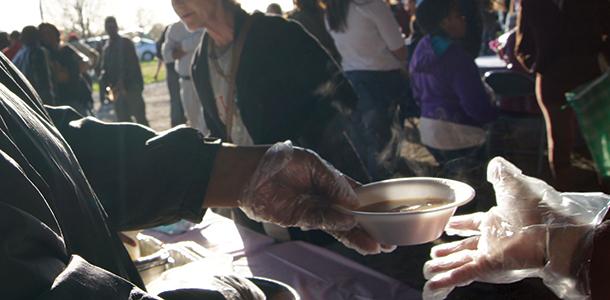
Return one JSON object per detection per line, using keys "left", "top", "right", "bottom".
{"left": 345, "top": 70, "right": 413, "bottom": 180}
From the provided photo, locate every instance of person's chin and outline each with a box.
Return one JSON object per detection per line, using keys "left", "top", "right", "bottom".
{"left": 182, "top": 20, "right": 202, "bottom": 32}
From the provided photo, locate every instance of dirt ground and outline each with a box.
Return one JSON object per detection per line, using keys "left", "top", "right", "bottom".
{"left": 93, "top": 82, "right": 175, "bottom": 131}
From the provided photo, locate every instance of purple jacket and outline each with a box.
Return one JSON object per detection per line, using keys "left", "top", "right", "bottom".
{"left": 410, "top": 35, "right": 498, "bottom": 127}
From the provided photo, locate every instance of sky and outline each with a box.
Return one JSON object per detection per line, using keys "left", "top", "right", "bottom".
{"left": 0, "top": 0, "right": 295, "bottom": 33}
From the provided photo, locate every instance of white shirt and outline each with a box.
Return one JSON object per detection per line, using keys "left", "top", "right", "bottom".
{"left": 163, "top": 22, "right": 204, "bottom": 77}
{"left": 419, "top": 118, "right": 487, "bottom": 150}
{"left": 327, "top": 0, "right": 405, "bottom": 71}
{"left": 207, "top": 44, "right": 254, "bottom": 146}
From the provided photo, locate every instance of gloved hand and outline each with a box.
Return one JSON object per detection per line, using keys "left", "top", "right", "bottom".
{"left": 422, "top": 157, "right": 610, "bottom": 300}
{"left": 238, "top": 141, "right": 395, "bottom": 255}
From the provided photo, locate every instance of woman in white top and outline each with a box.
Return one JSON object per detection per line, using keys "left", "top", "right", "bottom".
{"left": 325, "top": 0, "right": 417, "bottom": 179}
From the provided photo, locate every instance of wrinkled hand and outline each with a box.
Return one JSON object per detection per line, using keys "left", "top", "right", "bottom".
{"left": 422, "top": 157, "right": 609, "bottom": 300}
{"left": 239, "top": 142, "right": 395, "bottom": 255}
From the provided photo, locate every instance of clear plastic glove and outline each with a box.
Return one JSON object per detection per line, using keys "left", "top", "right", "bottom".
{"left": 423, "top": 157, "right": 610, "bottom": 300}
{"left": 239, "top": 141, "right": 396, "bottom": 255}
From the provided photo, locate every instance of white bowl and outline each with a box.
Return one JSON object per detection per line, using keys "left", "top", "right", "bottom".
{"left": 350, "top": 177, "right": 475, "bottom": 246}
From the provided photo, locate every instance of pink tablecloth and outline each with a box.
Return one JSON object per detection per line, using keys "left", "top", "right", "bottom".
{"left": 144, "top": 212, "right": 421, "bottom": 299}
{"left": 144, "top": 212, "right": 276, "bottom": 257}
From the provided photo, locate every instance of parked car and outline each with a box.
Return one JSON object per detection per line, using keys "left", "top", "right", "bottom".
{"left": 84, "top": 35, "right": 157, "bottom": 62}
{"left": 83, "top": 35, "right": 108, "bottom": 54}
{"left": 133, "top": 37, "right": 157, "bottom": 62}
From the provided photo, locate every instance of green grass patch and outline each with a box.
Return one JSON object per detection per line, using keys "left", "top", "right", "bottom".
{"left": 141, "top": 59, "right": 166, "bottom": 85}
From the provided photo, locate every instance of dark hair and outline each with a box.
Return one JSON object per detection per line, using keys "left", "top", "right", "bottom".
{"left": 38, "top": 23, "right": 60, "bottom": 39}
{"left": 20, "top": 26, "right": 39, "bottom": 47}
{"left": 325, "top": 0, "right": 352, "bottom": 32}
{"left": 266, "top": 3, "right": 283, "bottom": 14}
{"left": 9, "top": 30, "right": 20, "bottom": 40}
{"left": 105, "top": 16, "right": 117, "bottom": 25}
{"left": 415, "top": 0, "right": 457, "bottom": 34}
{"left": 295, "top": 0, "right": 323, "bottom": 13}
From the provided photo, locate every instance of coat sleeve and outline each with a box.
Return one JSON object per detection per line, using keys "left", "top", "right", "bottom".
{"left": 0, "top": 202, "right": 161, "bottom": 300}
{"left": 122, "top": 39, "right": 143, "bottom": 88}
{"left": 450, "top": 48, "right": 498, "bottom": 125}
{"left": 46, "top": 106, "right": 221, "bottom": 231}
{"left": 0, "top": 148, "right": 161, "bottom": 299}
{"left": 162, "top": 25, "right": 179, "bottom": 64}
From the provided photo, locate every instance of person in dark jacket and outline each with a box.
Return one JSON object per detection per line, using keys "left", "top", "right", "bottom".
{"left": 287, "top": 0, "right": 341, "bottom": 61}
{"left": 39, "top": 23, "right": 93, "bottom": 116}
{"left": 12, "top": 25, "right": 55, "bottom": 105}
{"left": 182, "top": 0, "right": 370, "bottom": 183}
{"left": 100, "top": 16, "right": 149, "bottom": 125}
{"left": 410, "top": 0, "right": 497, "bottom": 167}
{"left": 515, "top": 0, "right": 610, "bottom": 191}
{"left": 0, "top": 51, "right": 384, "bottom": 299}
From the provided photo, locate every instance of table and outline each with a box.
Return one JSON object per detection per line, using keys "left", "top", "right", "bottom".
{"left": 475, "top": 55, "right": 507, "bottom": 74}
{"left": 144, "top": 212, "right": 421, "bottom": 299}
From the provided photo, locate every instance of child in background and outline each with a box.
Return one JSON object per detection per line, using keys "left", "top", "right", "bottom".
{"left": 409, "top": 0, "right": 497, "bottom": 167}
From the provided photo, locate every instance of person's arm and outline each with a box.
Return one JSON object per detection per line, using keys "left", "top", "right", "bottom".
{"left": 515, "top": 0, "right": 536, "bottom": 72}
{"left": 204, "top": 144, "right": 268, "bottom": 208}
{"left": 423, "top": 157, "right": 610, "bottom": 300}
{"left": 153, "top": 59, "right": 163, "bottom": 81}
{"left": 48, "top": 106, "right": 221, "bottom": 231}
{"left": 162, "top": 25, "right": 179, "bottom": 63}
{"left": 451, "top": 48, "right": 498, "bottom": 124}
{"left": 0, "top": 148, "right": 161, "bottom": 299}
{"left": 0, "top": 201, "right": 161, "bottom": 299}
{"left": 364, "top": 0, "right": 408, "bottom": 63}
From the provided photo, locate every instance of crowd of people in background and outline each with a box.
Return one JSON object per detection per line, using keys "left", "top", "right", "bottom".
{"left": 1, "top": 0, "right": 608, "bottom": 194}
{"left": 1, "top": 0, "right": 610, "bottom": 298}
{"left": 2, "top": 0, "right": 608, "bottom": 194}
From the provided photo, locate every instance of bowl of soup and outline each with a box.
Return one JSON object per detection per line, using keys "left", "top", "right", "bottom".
{"left": 350, "top": 177, "right": 475, "bottom": 246}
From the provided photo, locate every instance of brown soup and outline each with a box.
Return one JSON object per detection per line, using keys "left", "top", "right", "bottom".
{"left": 357, "top": 198, "right": 452, "bottom": 213}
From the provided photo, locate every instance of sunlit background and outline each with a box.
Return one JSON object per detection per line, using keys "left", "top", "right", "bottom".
{"left": 0, "top": 0, "right": 295, "bottom": 34}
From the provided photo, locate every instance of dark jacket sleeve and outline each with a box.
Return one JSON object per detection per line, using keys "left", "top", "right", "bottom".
{"left": 0, "top": 202, "right": 160, "bottom": 300}
{"left": 123, "top": 39, "right": 145, "bottom": 90}
{"left": 451, "top": 46, "right": 498, "bottom": 125}
{"left": 0, "top": 148, "right": 159, "bottom": 299}
{"left": 46, "top": 106, "right": 220, "bottom": 231}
